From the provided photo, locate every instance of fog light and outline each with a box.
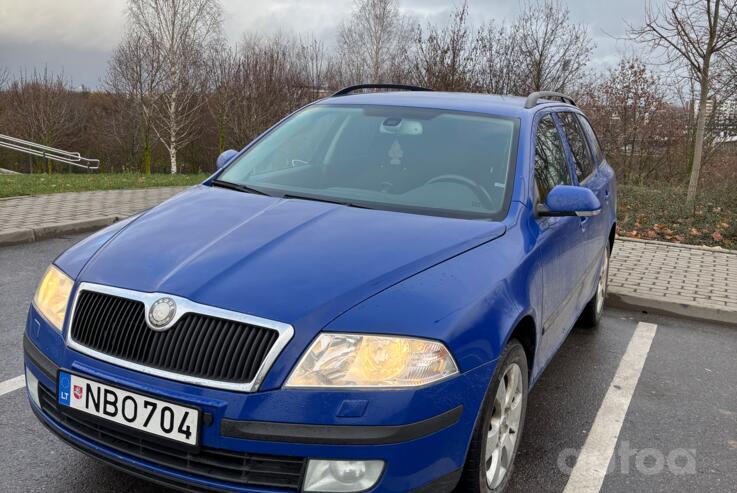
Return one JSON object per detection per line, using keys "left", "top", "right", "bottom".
{"left": 303, "top": 459, "right": 384, "bottom": 492}
{"left": 25, "top": 367, "right": 39, "bottom": 408}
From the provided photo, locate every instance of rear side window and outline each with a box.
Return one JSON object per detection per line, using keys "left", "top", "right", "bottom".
{"left": 576, "top": 115, "right": 604, "bottom": 165}
{"left": 558, "top": 112, "right": 594, "bottom": 182}
{"left": 534, "top": 114, "right": 571, "bottom": 202}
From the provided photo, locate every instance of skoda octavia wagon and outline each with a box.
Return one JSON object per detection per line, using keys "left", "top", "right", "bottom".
{"left": 25, "top": 85, "right": 616, "bottom": 493}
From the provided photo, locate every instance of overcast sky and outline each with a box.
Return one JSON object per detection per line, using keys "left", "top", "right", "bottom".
{"left": 0, "top": 0, "right": 648, "bottom": 89}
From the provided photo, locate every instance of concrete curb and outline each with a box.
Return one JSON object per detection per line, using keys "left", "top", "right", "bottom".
{"left": 0, "top": 228, "right": 35, "bottom": 245}
{"left": 606, "top": 290, "right": 737, "bottom": 326}
{"left": 0, "top": 216, "right": 119, "bottom": 246}
{"left": 615, "top": 235, "right": 737, "bottom": 255}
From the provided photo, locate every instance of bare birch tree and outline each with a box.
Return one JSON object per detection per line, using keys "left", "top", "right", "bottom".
{"left": 513, "top": 0, "right": 593, "bottom": 94}
{"left": 337, "top": 0, "right": 413, "bottom": 84}
{"left": 127, "top": 0, "right": 223, "bottom": 173}
{"left": 631, "top": 0, "right": 737, "bottom": 211}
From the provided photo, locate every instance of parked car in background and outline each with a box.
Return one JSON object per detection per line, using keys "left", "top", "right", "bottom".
{"left": 25, "top": 85, "right": 615, "bottom": 492}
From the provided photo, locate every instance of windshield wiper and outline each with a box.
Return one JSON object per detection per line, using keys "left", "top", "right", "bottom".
{"left": 211, "top": 179, "right": 273, "bottom": 197}
{"left": 213, "top": 181, "right": 371, "bottom": 208}
{"left": 282, "top": 193, "right": 371, "bottom": 209}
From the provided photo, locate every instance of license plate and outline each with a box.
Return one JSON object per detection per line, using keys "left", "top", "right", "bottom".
{"left": 57, "top": 372, "right": 199, "bottom": 446}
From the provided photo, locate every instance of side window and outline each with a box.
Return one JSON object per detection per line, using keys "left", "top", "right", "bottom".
{"left": 534, "top": 114, "right": 572, "bottom": 202}
{"left": 576, "top": 115, "right": 604, "bottom": 165}
{"left": 558, "top": 112, "right": 595, "bottom": 182}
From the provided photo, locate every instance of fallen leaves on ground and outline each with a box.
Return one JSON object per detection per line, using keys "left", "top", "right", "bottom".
{"left": 618, "top": 185, "right": 736, "bottom": 250}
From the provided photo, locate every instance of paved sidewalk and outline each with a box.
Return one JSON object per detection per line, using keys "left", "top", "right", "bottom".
{"left": 608, "top": 238, "right": 737, "bottom": 325}
{"left": 0, "top": 187, "right": 186, "bottom": 244}
{"left": 0, "top": 187, "right": 735, "bottom": 325}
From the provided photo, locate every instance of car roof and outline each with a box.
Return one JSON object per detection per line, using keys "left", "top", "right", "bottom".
{"left": 316, "top": 91, "right": 576, "bottom": 119}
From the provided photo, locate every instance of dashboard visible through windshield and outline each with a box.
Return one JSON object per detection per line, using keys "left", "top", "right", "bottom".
{"left": 217, "top": 105, "right": 519, "bottom": 219}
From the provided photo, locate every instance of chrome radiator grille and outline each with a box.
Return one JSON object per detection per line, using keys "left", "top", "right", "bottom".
{"left": 69, "top": 290, "right": 280, "bottom": 385}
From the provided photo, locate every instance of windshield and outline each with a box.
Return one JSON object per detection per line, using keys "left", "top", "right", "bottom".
{"left": 217, "top": 105, "right": 518, "bottom": 219}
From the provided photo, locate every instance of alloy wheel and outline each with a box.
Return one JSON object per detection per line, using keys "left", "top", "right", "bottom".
{"left": 485, "top": 363, "right": 523, "bottom": 489}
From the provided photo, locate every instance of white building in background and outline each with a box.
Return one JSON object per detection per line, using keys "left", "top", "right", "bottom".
{"left": 693, "top": 98, "right": 737, "bottom": 137}
{"left": 720, "top": 99, "right": 737, "bottom": 124}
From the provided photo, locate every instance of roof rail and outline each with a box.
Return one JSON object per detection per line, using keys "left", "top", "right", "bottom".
{"left": 332, "top": 84, "right": 433, "bottom": 97}
{"left": 524, "top": 91, "right": 576, "bottom": 109}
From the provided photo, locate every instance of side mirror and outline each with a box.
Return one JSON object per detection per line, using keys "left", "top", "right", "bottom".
{"left": 537, "top": 185, "right": 601, "bottom": 217}
{"left": 216, "top": 149, "right": 239, "bottom": 170}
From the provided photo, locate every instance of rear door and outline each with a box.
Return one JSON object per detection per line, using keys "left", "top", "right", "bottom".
{"left": 576, "top": 113, "right": 614, "bottom": 222}
{"left": 532, "top": 113, "right": 589, "bottom": 362}
{"left": 557, "top": 111, "right": 608, "bottom": 297}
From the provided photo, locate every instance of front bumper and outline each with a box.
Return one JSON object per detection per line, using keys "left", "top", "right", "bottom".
{"left": 24, "top": 308, "right": 495, "bottom": 493}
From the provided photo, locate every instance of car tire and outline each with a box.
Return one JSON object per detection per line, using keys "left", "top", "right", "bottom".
{"left": 455, "top": 339, "right": 529, "bottom": 493}
{"left": 578, "top": 243, "right": 610, "bottom": 328}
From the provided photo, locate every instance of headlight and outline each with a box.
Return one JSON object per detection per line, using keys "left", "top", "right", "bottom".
{"left": 33, "top": 265, "right": 73, "bottom": 331}
{"left": 285, "top": 333, "right": 459, "bottom": 388}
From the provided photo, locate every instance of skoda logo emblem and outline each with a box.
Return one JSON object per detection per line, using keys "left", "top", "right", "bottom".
{"left": 148, "top": 297, "right": 177, "bottom": 330}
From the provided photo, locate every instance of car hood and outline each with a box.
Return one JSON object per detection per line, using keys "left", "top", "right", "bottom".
{"left": 76, "top": 185, "right": 506, "bottom": 332}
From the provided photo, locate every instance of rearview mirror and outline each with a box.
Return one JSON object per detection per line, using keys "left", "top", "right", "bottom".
{"left": 537, "top": 185, "right": 601, "bottom": 217}
{"left": 216, "top": 149, "right": 239, "bottom": 170}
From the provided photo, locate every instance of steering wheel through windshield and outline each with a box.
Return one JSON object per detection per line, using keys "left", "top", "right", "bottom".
{"left": 425, "top": 174, "right": 495, "bottom": 209}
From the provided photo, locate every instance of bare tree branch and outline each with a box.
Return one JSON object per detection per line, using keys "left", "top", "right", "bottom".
{"left": 630, "top": 0, "right": 737, "bottom": 211}
{"left": 2, "top": 68, "right": 82, "bottom": 173}
{"left": 337, "top": 0, "right": 414, "bottom": 84}
{"left": 125, "top": 0, "right": 223, "bottom": 173}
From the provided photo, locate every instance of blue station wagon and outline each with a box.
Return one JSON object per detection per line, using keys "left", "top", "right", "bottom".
{"left": 24, "top": 85, "right": 616, "bottom": 493}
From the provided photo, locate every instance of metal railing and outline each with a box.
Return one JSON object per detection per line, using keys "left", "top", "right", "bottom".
{"left": 0, "top": 133, "right": 100, "bottom": 171}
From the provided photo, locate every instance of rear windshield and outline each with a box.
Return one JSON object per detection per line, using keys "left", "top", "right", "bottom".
{"left": 218, "top": 105, "right": 519, "bottom": 219}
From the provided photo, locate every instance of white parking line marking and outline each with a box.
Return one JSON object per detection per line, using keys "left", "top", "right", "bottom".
{"left": 0, "top": 375, "right": 26, "bottom": 397}
{"left": 563, "top": 321, "right": 658, "bottom": 493}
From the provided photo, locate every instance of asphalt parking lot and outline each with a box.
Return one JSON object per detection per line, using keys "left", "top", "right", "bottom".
{"left": 1, "top": 235, "right": 736, "bottom": 493}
